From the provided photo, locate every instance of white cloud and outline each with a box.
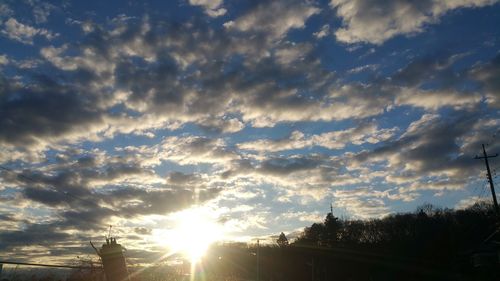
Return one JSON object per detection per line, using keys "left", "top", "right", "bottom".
{"left": 13, "top": 58, "right": 41, "bottom": 69}
{"left": 330, "top": 0, "right": 499, "bottom": 44}
{"left": 29, "top": 0, "right": 56, "bottom": 23}
{"left": 198, "top": 117, "right": 245, "bottom": 133}
{"left": 0, "top": 54, "right": 8, "bottom": 65}
{"left": 238, "top": 123, "right": 397, "bottom": 152}
{"left": 274, "top": 42, "right": 313, "bottom": 65}
{"left": 348, "top": 64, "right": 378, "bottom": 74}
{"left": 159, "top": 136, "right": 239, "bottom": 165}
{"left": 40, "top": 45, "right": 78, "bottom": 70}
{"left": 395, "top": 88, "right": 482, "bottom": 110}
{"left": 455, "top": 196, "right": 490, "bottom": 209}
{"left": 1, "top": 17, "right": 57, "bottom": 44}
{"left": 225, "top": 0, "right": 319, "bottom": 40}
{"left": 313, "top": 24, "right": 330, "bottom": 39}
{"left": 278, "top": 211, "right": 324, "bottom": 223}
{"left": 332, "top": 188, "right": 392, "bottom": 218}
{"left": 238, "top": 130, "right": 311, "bottom": 152}
{"left": 189, "top": 0, "right": 227, "bottom": 17}
{"left": 0, "top": 3, "right": 13, "bottom": 20}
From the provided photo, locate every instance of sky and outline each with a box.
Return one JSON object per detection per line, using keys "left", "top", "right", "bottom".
{"left": 0, "top": 0, "right": 499, "bottom": 265}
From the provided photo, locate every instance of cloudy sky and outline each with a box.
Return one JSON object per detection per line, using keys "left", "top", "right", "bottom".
{"left": 0, "top": 0, "right": 499, "bottom": 264}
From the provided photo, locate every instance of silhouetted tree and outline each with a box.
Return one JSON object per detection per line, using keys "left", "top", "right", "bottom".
{"left": 299, "top": 222, "right": 324, "bottom": 245}
{"left": 277, "top": 232, "right": 289, "bottom": 247}
{"left": 322, "top": 212, "right": 341, "bottom": 246}
{"left": 339, "top": 219, "right": 364, "bottom": 244}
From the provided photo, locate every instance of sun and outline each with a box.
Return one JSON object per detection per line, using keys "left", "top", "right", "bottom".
{"left": 164, "top": 207, "right": 223, "bottom": 262}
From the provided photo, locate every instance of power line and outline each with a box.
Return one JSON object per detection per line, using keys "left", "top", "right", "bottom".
{"left": 471, "top": 173, "right": 487, "bottom": 197}
{"left": 0, "top": 260, "right": 101, "bottom": 270}
{"left": 471, "top": 177, "right": 484, "bottom": 199}
{"left": 478, "top": 183, "right": 487, "bottom": 200}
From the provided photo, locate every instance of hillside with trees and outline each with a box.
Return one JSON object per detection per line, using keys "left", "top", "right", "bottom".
{"left": 1, "top": 203, "right": 498, "bottom": 281}
{"left": 201, "top": 202, "right": 499, "bottom": 281}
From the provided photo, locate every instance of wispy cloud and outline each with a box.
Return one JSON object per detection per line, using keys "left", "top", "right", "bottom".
{"left": 1, "top": 17, "right": 57, "bottom": 44}
{"left": 330, "top": 0, "right": 499, "bottom": 44}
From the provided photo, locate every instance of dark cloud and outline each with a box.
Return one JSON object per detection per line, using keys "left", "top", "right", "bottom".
{"left": 24, "top": 187, "right": 76, "bottom": 207}
{"left": 0, "top": 5, "right": 495, "bottom": 155}
{"left": 166, "top": 171, "right": 200, "bottom": 185}
{"left": 0, "top": 148, "right": 221, "bottom": 236}
{"left": 470, "top": 54, "right": 500, "bottom": 108}
{"left": 56, "top": 206, "right": 116, "bottom": 231}
{"left": 76, "top": 155, "right": 97, "bottom": 167}
{"left": 353, "top": 111, "right": 499, "bottom": 188}
{"left": 0, "top": 74, "right": 104, "bottom": 147}
{"left": 102, "top": 187, "right": 220, "bottom": 217}
{"left": 221, "top": 154, "right": 347, "bottom": 190}
{"left": 37, "top": 13, "right": 337, "bottom": 132}
{"left": 0, "top": 223, "right": 70, "bottom": 251}
{"left": 134, "top": 227, "right": 152, "bottom": 235}
{"left": 159, "top": 136, "right": 239, "bottom": 164}
{"left": 259, "top": 156, "right": 327, "bottom": 176}
{"left": 0, "top": 212, "right": 18, "bottom": 222}
{"left": 3, "top": 10, "right": 488, "bottom": 157}
{"left": 392, "top": 53, "right": 466, "bottom": 88}
{"left": 114, "top": 55, "right": 185, "bottom": 113}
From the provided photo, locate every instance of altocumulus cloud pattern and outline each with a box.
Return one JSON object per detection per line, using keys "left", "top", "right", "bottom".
{"left": 0, "top": 0, "right": 499, "bottom": 264}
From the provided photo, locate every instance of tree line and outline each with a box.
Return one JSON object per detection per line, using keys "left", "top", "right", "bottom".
{"left": 200, "top": 202, "right": 499, "bottom": 281}
{"left": 2, "top": 202, "right": 498, "bottom": 281}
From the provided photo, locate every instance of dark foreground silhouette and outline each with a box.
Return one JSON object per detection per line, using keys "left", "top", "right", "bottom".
{"left": 196, "top": 202, "right": 499, "bottom": 281}
{"left": 1, "top": 203, "right": 499, "bottom": 281}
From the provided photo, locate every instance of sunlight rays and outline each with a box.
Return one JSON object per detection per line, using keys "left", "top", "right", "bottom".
{"left": 155, "top": 207, "right": 224, "bottom": 264}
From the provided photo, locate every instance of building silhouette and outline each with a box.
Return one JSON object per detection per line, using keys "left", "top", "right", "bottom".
{"left": 98, "top": 238, "right": 130, "bottom": 281}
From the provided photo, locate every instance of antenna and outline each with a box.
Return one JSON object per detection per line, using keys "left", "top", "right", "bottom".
{"left": 108, "top": 225, "right": 113, "bottom": 238}
{"left": 90, "top": 241, "right": 100, "bottom": 256}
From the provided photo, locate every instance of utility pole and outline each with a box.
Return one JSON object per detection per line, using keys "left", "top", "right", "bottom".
{"left": 475, "top": 144, "right": 499, "bottom": 215}
{"left": 257, "top": 239, "right": 260, "bottom": 281}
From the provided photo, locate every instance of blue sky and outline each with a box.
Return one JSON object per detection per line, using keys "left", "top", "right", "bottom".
{"left": 0, "top": 0, "right": 499, "bottom": 264}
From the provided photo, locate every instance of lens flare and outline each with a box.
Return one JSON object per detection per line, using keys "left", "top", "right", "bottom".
{"left": 164, "top": 207, "right": 223, "bottom": 263}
